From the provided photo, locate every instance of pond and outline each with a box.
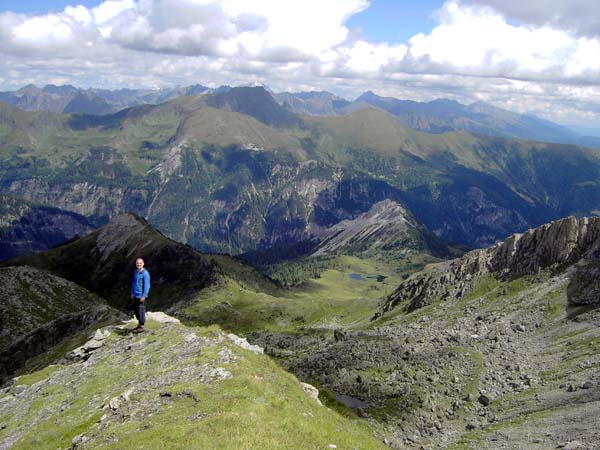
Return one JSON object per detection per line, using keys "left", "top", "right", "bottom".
{"left": 349, "top": 273, "right": 387, "bottom": 282}
{"left": 335, "top": 392, "right": 368, "bottom": 409}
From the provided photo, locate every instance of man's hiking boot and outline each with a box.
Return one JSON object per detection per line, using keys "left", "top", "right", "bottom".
{"left": 133, "top": 325, "right": 145, "bottom": 333}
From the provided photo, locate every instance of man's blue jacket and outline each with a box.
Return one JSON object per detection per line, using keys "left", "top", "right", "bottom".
{"left": 131, "top": 269, "right": 150, "bottom": 298}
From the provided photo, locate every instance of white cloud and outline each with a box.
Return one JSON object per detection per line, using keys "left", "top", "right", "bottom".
{"left": 402, "top": 1, "right": 598, "bottom": 82}
{"left": 65, "top": 5, "right": 93, "bottom": 25}
{"left": 1, "top": 0, "right": 600, "bottom": 129}
{"left": 12, "top": 15, "right": 74, "bottom": 44}
{"left": 92, "top": 0, "right": 136, "bottom": 24}
{"left": 463, "top": 0, "right": 600, "bottom": 38}
{"left": 106, "top": 0, "right": 368, "bottom": 60}
{"left": 220, "top": 0, "right": 368, "bottom": 57}
{"left": 341, "top": 40, "right": 407, "bottom": 73}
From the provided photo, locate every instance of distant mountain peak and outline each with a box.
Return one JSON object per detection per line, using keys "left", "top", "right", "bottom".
{"left": 274, "top": 91, "right": 350, "bottom": 116}
{"left": 312, "top": 199, "right": 451, "bottom": 259}
{"left": 293, "top": 90, "right": 343, "bottom": 100}
{"left": 429, "top": 98, "right": 462, "bottom": 107}
{"left": 16, "top": 84, "right": 41, "bottom": 95}
{"left": 205, "top": 86, "right": 302, "bottom": 128}
{"left": 43, "top": 84, "right": 78, "bottom": 93}
{"left": 356, "top": 90, "right": 381, "bottom": 101}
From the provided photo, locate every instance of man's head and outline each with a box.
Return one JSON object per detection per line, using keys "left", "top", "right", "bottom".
{"left": 135, "top": 258, "right": 144, "bottom": 271}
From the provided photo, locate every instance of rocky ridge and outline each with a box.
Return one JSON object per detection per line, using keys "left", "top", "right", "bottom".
{"left": 376, "top": 216, "right": 600, "bottom": 317}
{"left": 0, "top": 84, "right": 211, "bottom": 115}
{"left": 4, "top": 213, "right": 222, "bottom": 311}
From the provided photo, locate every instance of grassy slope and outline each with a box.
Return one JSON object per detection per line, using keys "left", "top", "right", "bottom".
{"left": 180, "top": 107, "right": 306, "bottom": 156}
{"left": 308, "top": 108, "right": 600, "bottom": 174}
{"left": 3, "top": 212, "right": 411, "bottom": 337}
{"left": 4, "top": 97, "right": 600, "bottom": 189}
{"left": 0, "top": 319, "right": 386, "bottom": 450}
{"left": 179, "top": 255, "right": 404, "bottom": 334}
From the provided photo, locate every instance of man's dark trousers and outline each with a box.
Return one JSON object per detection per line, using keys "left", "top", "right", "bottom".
{"left": 133, "top": 298, "right": 145, "bottom": 325}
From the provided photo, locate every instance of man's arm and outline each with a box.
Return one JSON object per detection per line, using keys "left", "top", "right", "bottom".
{"left": 141, "top": 271, "right": 151, "bottom": 300}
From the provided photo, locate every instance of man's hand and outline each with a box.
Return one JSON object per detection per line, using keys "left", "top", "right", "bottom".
{"left": 131, "top": 294, "right": 134, "bottom": 299}
{"left": 140, "top": 297, "right": 145, "bottom": 303}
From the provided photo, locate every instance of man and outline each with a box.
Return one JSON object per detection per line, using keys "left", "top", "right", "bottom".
{"left": 131, "top": 257, "right": 150, "bottom": 333}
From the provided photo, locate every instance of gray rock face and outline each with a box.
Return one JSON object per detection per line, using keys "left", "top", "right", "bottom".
{"left": 311, "top": 199, "right": 450, "bottom": 258}
{"left": 67, "top": 329, "right": 112, "bottom": 361}
{"left": 6, "top": 179, "right": 147, "bottom": 223}
{"left": 489, "top": 216, "right": 600, "bottom": 277}
{"left": 377, "top": 216, "right": 600, "bottom": 316}
{"left": 300, "top": 382, "right": 323, "bottom": 406}
{"left": 226, "top": 333, "right": 264, "bottom": 354}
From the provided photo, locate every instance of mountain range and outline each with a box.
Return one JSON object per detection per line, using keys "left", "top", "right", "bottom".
{"left": 3, "top": 76, "right": 600, "bottom": 449}
{"left": 2, "top": 85, "right": 600, "bottom": 264}
{"left": 3, "top": 83, "right": 599, "bottom": 148}
{"left": 0, "top": 83, "right": 210, "bottom": 116}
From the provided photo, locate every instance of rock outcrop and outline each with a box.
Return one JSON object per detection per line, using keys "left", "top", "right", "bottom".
{"left": 311, "top": 199, "right": 451, "bottom": 258}
{"left": 376, "top": 216, "right": 600, "bottom": 317}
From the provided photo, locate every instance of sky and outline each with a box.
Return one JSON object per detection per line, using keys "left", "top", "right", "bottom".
{"left": 2, "top": 0, "right": 600, "bottom": 133}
